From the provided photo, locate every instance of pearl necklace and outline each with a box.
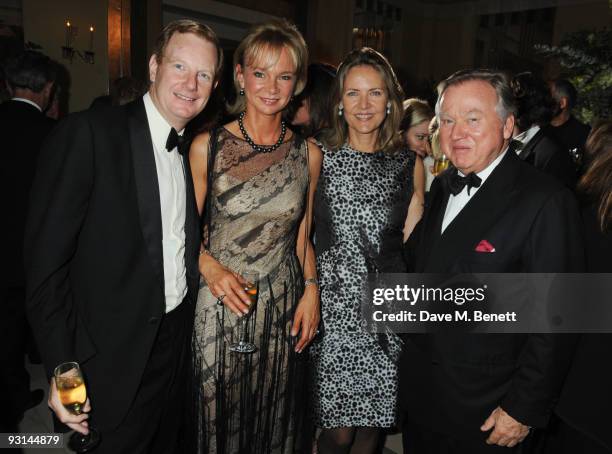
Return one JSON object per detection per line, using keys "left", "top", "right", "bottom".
{"left": 238, "top": 111, "right": 287, "bottom": 153}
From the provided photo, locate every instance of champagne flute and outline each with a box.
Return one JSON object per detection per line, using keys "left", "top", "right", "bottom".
{"left": 432, "top": 154, "right": 450, "bottom": 176}
{"left": 229, "top": 270, "right": 259, "bottom": 354}
{"left": 54, "top": 362, "right": 101, "bottom": 452}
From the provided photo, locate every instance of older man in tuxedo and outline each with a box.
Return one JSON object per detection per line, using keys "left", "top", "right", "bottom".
{"left": 400, "top": 69, "right": 583, "bottom": 453}
{"left": 25, "top": 20, "right": 222, "bottom": 453}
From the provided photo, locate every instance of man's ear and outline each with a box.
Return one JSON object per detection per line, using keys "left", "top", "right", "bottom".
{"left": 149, "top": 54, "right": 159, "bottom": 83}
{"left": 503, "top": 114, "right": 515, "bottom": 140}
{"left": 43, "top": 81, "right": 53, "bottom": 98}
{"left": 41, "top": 82, "right": 54, "bottom": 109}
{"left": 560, "top": 97, "right": 569, "bottom": 111}
{"left": 235, "top": 63, "right": 245, "bottom": 91}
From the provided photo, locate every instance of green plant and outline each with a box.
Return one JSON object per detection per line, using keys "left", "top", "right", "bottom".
{"left": 535, "top": 27, "right": 611, "bottom": 123}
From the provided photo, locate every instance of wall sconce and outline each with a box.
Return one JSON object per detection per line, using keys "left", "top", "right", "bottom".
{"left": 61, "top": 20, "right": 95, "bottom": 64}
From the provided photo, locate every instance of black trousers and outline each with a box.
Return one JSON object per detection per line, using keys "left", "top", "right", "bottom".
{"left": 94, "top": 299, "right": 192, "bottom": 454}
{"left": 402, "top": 418, "right": 540, "bottom": 454}
{"left": 0, "top": 287, "right": 31, "bottom": 431}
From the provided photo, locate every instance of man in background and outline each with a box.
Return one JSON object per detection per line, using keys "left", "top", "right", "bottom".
{"left": 0, "top": 50, "right": 57, "bottom": 431}
{"left": 548, "top": 79, "right": 591, "bottom": 171}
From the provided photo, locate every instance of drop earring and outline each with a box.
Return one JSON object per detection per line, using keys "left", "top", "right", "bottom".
{"left": 338, "top": 103, "right": 344, "bottom": 117}
{"left": 239, "top": 88, "right": 245, "bottom": 96}
{"left": 386, "top": 102, "right": 391, "bottom": 115}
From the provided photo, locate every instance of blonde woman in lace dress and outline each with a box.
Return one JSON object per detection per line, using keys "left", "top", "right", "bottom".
{"left": 189, "top": 19, "right": 321, "bottom": 454}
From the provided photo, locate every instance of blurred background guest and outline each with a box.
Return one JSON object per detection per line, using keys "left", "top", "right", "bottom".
{"left": 0, "top": 49, "right": 57, "bottom": 432}
{"left": 398, "top": 98, "right": 426, "bottom": 235}
{"left": 546, "top": 120, "right": 612, "bottom": 454}
{"left": 109, "top": 76, "right": 147, "bottom": 106}
{"left": 89, "top": 76, "right": 147, "bottom": 109}
{"left": 511, "top": 71, "right": 576, "bottom": 188}
{"left": 548, "top": 79, "right": 591, "bottom": 171}
{"left": 289, "top": 62, "right": 336, "bottom": 140}
{"left": 313, "top": 47, "right": 417, "bottom": 454}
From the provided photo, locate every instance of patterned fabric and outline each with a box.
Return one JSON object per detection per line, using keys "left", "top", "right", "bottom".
{"left": 193, "top": 128, "right": 312, "bottom": 453}
{"left": 311, "top": 144, "right": 414, "bottom": 428}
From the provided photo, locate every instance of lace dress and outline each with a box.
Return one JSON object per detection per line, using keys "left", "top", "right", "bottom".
{"left": 311, "top": 144, "right": 414, "bottom": 428}
{"left": 193, "top": 128, "right": 312, "bottom": 453}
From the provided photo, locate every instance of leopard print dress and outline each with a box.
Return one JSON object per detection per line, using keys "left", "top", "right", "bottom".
{"left": 311, "top": 143, "right": 414, "bottom": 428}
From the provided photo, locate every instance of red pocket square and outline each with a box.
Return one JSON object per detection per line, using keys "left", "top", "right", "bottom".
{"left": 475, "top": 240, "right": 496, "bottom": 253}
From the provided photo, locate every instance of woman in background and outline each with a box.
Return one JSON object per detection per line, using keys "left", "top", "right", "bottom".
{"left": 312, "top": 47, "right": 418, "bottom": 454}
{"left": 189, "top": 19, "right": 321, "bottom": 453}
{"left": 400, "top": 98, "right": 431, "bottom": 233}
{"left": 289, "top": 62, "right": 336, "bottom": 140}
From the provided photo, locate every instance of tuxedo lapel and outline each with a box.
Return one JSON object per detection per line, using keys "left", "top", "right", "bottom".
{"left": 425, "top": 152, "right": 520, "bottom": 272}
{"left": 127, "top": 100, "right": 165, "bottom": 291}
{"left": 182, "top": 147, "right": 200, "bottom": 283}
{"left": 518, "top": 129, "right": 544, "bottom": 162}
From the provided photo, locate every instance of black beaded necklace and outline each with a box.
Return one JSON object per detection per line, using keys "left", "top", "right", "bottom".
{"left": 238, "top": 111, "right": 287, "bottom": 153}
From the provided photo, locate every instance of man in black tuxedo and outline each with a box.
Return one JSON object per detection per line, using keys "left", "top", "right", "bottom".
{"left": 0, "top": 50, "right": 56, "bottom": 431}
{"left": 401, "top": 69, "right": 584, "bottom": 453}
{"left": 510, "top": 72, "right": 576, "bottom": 188}
{"left": 25, "top": 20, "right": 222, "bottom": 453}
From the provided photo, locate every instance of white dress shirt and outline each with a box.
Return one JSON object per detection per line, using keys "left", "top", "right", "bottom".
{"left": 441, "top": 149, "right": 508, "bottom": 233}
{"left": 143, "top": 93, "right": 187, "bottom": 313}
{"left": 12, "top": 97, "right": 43, "bottom": 112}
{"left": 512, "top": 125, "right": 540, "bottom": 153}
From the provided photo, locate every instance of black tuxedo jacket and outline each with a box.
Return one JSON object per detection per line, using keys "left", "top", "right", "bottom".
{"left": 401, "top": 151, "right": 584, "bottom": 440}
{"left": 1, "top": 100, "right": 55, "bottom": 287}
{"left": 24, "top": 99, "right": 200, "bottom": 431}
{"left": 518, "top": 128, "right": 576, "bottom": 188}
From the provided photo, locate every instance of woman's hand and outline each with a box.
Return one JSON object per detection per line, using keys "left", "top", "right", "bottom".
{"left": 199, "top": 255, "right": 251, "bottom": 316}
{"left": 291, "top": 284, "right": 321, "bottom": 353}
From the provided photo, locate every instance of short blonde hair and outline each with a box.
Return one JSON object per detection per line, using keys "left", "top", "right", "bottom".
{"left": 228, "top": 19, "right": 308, "bottom": 115}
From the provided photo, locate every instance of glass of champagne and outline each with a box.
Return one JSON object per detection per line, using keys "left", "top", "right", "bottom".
{"left": 229, "top": 270, "right": 259, "bottom": 354}
{"left": 432, "top": 154, "right": 450, "bottom": 176}
{"left": 54, "top": 362, "right": 100, "bottom": 452}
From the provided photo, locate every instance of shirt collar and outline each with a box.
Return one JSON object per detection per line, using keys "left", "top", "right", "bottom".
{"left": 142, "top": 92, "right": 184, "bottom": 151}
{"left": 457, "top": 148, "right": 508, "bottom": 186}
{"left": 11, "top": 97, "right": 43, "bottom": 112}
{"left": 513, "top": 125, "right": 540, "bottom": 145}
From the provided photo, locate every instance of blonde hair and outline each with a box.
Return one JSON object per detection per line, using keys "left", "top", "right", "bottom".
{"left": 428, "top": 116, "right": 443, "bottom": 160}
{"left": 228, "top": 19, "right": 308, "bottom": 115}
{"left": 321, "top": 47, "right": 404, "bottom": 153}
{"left": 401, "top": 98, "right": 434, "bottom": 132}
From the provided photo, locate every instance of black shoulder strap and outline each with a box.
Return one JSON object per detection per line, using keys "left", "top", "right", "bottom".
{"left": 203, "top": 127, "right": 219, "bottom": 248}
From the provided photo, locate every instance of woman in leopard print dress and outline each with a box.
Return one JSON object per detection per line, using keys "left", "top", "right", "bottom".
{"left": 311, "top": 48, "right": 420, "bottom": 453}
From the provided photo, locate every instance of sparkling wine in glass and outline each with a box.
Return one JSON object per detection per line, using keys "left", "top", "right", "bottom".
{"left": 54, "top": 362, "right": 101, "bottom": 452}
{"left": 230, "top": 270, "right": 259, "bottom": 354}
{"left": 433, "top": 155, "right": 450, "bottom": 176}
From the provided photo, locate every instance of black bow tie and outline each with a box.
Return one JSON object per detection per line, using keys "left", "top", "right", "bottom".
{"left": 445, "top": 170, "right": 482, "bottom": 196}
{"left": 509, "top": 139, "right": 524, "bottom": 152}
{"left": 165, "top": 128, "right": 188, "bottom": 155}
